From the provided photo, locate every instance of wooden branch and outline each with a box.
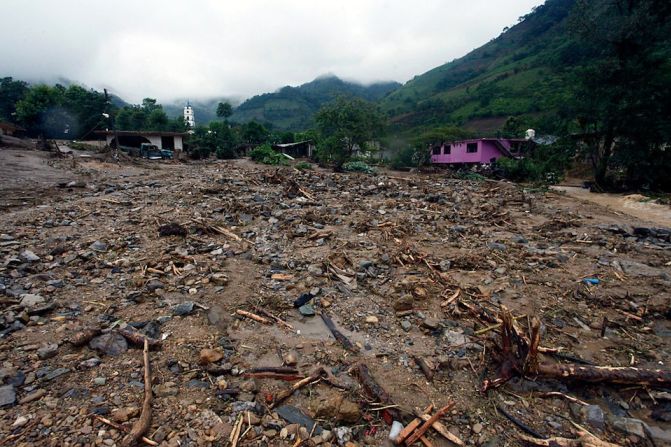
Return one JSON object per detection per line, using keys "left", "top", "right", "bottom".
{"left": 118, "top": 328, "right": 162, "bottom": 350}
{"left": 404, "top": 403, "right": 455, "bottom": 446}
{"left": 534, "top": 363, "right": 671, "bottom": 386}
{"left": 92, "top": 415, "right": 157, "bottom": 446}
{"left": 236, "top": 309, "right": 271, "bottom": 324}
{"left": 121, "top": 338, "right": 152, "bottom": 447}
{"left": 415, "top": 411, "right": 464, "bottom": 446}
{"left": 69, "top": 327, "right": 101, "bottom": 346}
{"left": 270, "top": 367, "right": 324, "bottom": 409}
{"left": 518, "top": 430, "right": 621, "bottom": 447}
{"left": 253, "top": 306, "right": 294, "bottom": 330}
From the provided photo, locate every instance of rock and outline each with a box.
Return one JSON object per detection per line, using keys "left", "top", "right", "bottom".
{"left": 93, "top": 377, "right": 106, "bottom": 386}
{"left": 365, "top": 315, "right": 379, "bottom": 325}
{"left": 172, "top": 301, "right": 195, "bottom": 316}
{"left": 19, "top": 250, "right": 40, "bottom": 262}
{"left": 276, "top": 405, "right": 322, "bottom": 435}
{"left": 439, "top": 260, "right": 452, "bottom": 272}
{"left": 298, "top": 303, "right": 316, "bottom": 316}
{"left": 422, "top": 317, "right": 440, "bottom": 330}
{"left": 12, "top": 415, "right": 29, "bottom": 427}
{"left": 199, "top": 348, "right": 224, "bottom": 365}
{"left": 401, "top": 320, "right": 412, "bottom": 332}
{"left": 646, "top": 425, "right": 671, "bottom": 444}
{"left": 0, "top": 385, "right": 16, "bottom": 406}
{"left": 44, "top": 368, "right": 70, "bottom": 381}
{"left": 581, "top": 404, "right": 605, "bottom": 429}
{"left": 19, "top": 389, "right": 46, "bottom": 404}
{"left": 111, "top": 407, "right": 140, "bottom": 423}
{"left": 487, "top": 242, "right": 507, "bottom": 251}
{"left": 283, "top": 351, "right": 298, "bottom": 366}
{"left": 334, "top": 426, "right": 352, "bottom": 445}
{"left": 37, "top": 343, "right": 59, "bottom": 360}
{"left": 611, "top": 416, "right": 646, "bottom": 438}
{"left": 146, "top": 279, "right": 164, "bottom": 291}
{"left": 153, "top": 382, "right": 178, "bottom": 397}
{"left": 19, "top": 294, "right": 46, "bottom": 308}
{"left": 337, "top": 399, "right": 361, "bottom": 423}
{"left": 79, "top": 357, "right": 102, "bottom": 368}
{"left": 617, "top": 260, "right": 664, "bottom": 277}
{"left": 393, "top": 294, "right": 414, "bottom": 311}
{"left": 472, "top": 423, "right": 483, "bottom": 434}
{"left": 89, "top": 333, "right": 128, "bottom": 356}
{"left": 89, "top": 241, "right": 108, "bottom": 252}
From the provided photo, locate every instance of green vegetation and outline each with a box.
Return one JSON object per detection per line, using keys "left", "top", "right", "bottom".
{"left": 231, "top": 75, "right": 399, "bottom": 131}
{"left": 295, "top": 161, "right": 313, "bottom": 170}
{"left": 342, "top": 161, "right": 376, "bottom": 174}
{"left": 496, "top": 139, "right": 573, "bottom": 185}
{"left": 249, "top": 143, "right": 287, "bottom": 165}
{"left": 314, "top": 96, "right": 385, "bottom": 168}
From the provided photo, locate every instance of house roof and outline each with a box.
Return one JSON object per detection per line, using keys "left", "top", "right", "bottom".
{"left": 95, "top": 130, "right": 187, "bottom": 137}
{"left": 272, "top": 140, "right": 313, "bottom": 148}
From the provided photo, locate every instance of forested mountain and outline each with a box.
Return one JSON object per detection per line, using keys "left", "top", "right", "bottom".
{"left": 381, "top": 0, "right": 578, "bottom": 134}
{"left": 230, "top": 75, "right": 400, "bottom": 131}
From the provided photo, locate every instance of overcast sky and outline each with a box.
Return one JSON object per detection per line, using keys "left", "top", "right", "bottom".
{"left": 2, "top": 0, "right": 542, "bottom": 103}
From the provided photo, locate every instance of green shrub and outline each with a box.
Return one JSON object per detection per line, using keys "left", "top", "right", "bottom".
{"left": 249, "top": 143, "right": 287, "bottom": 165}
{"left": 342, "top": 161, "right": 376, "bottom": 174}
{"left": 215, "top": 146, "right": 237, "bottom": 159}
{"left": 495, "top": 140, "right": 573, "bottom": 184}
{"left": 295, "top": 161, "right": 313, "bottom": 170}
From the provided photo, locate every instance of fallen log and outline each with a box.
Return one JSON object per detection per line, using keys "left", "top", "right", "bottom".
{"left": 412, "top": 355, "right": 434, "bottom": 382}
{"left": 121, "top": 338, "right": 152, "bottom": 447}
{"left": 321, "top": 313, "right": 358, "bottom": 352}
{"left": 534, "top": 363, "right": 671, "bottom": 386}
{"left": 118, "top": 328, "right": 162, "bottom": 350}
{"left": 353, "top": 363, "right": 400, "bottom": 423}
{"left": 69, "top": 327, "right": 101, "bottom": 346}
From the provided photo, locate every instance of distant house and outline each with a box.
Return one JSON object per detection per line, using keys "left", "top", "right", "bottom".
{"left": 0, "top": 122, "right": 25, "bottom": 137}
{"left": 430, "top": 138, "right": 532, "bottom": 165}
{"left": 96, "top": 130, "right": 186, "bottom": 153}
{"left": 271, "top": 140, "right": 315, "bottom": 158}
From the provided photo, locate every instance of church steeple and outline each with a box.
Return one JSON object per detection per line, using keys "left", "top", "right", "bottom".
{"left": 183, "top": 101, "right": 195, "bottom": 129}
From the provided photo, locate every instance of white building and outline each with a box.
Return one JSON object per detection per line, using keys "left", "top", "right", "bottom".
{"left": 184, "top": 102, "right": 195, "bottom": 128}
{"left": 98, "top": 130, "right": 186, "bottom": 153}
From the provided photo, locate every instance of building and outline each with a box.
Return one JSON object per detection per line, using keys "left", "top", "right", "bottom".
{"left": 271, "top": 140, "right": 315, "bottom": 158}
{"left": 96, "top": 130, "right": 186, "bottom": 153}
{"left": 430, "top": 138, "right": 532, "bottom": 165}
{"left": 183, "top": 102, "right": 195, "bottom": 128}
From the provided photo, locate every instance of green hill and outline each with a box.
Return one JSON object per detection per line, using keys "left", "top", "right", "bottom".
{"left": 230, "top": 75, "right": 400, "bottom": 131}
{"left": 381, "top": 0, "right": 579, "bottom": 134}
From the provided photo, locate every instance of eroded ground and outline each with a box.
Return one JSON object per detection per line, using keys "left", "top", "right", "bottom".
{"left": 1, "top": 149, "right": 671, "bottom": 446}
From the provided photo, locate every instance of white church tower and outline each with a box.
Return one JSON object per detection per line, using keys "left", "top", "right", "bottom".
{"left": 183, "top": 102, "right": 195, "bottom": 129}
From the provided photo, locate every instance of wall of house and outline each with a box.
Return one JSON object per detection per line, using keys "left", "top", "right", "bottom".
{"left": 430, "top": 139, "right": 504, "bottom": 164}
{"left": 105, "top": 134, "right": 183, "bottom": 151}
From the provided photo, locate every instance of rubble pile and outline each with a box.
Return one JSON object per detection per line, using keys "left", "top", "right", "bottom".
{"left": 0, "top": 158, "right": 670, "bottom": 446}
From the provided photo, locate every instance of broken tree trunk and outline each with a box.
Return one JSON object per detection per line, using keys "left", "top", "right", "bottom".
{"left": 321, "top": 313, "right": 358, "bottom": 352}
{"left": 121, "top": 338, "right": 152, "bottom": 447}
{"left": 483, "top": 307, "right": 671, "bottom": 391}
{"left": 354, "top": 363, "right": 400, "bottom": 423}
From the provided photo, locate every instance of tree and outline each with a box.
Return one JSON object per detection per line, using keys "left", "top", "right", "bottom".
{"left": 216, "top": 102, "right": 233, "bottom": 119}
{"left": 15, "top": 84, "right": 64, "bottom": 137}
{"left": 0, "top": 77, "right": 29, "bottom": 123}
{"left": 241, "top": 121, "right": 269, "bottom": 144}
{"left": 570, "top": 0, "right": 671, "bottom": 190}
{"left": 314, "top": 96, "right": 385, "bottom": 167}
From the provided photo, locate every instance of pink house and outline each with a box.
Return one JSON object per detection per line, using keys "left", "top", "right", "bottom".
{"left": 430, "top": 138, "right": 529, "bottom": 165}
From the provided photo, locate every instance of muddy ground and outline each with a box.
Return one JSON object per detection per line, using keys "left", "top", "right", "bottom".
{"left": 1, "top": 146, "right": 671, "bottom": 447}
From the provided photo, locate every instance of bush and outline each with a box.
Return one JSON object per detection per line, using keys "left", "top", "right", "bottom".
{"left": 495, "top": 140, "right": 573, "bottom": 184}
{"left": 390, "top": 147, "right": 430, "bottom": 170}
{"left": 215, "top": 146, "right": 237, "bottom": 159}
{"left": 342, "top": 161, "right": 376, "bottom": 174}
{"left": 249, "top": 143, "right": 287, "bottom": 165}
{"left": 295, "top": 161, "right": 313, "bottom": 170}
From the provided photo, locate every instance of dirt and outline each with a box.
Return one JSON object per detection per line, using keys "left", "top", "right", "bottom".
{"left": 0, "top": 147, "right": 670, "bottom": 446}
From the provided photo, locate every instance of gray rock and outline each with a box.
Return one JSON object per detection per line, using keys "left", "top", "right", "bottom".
{"left": 93, "top": 377, "right": 106, "bottom": 386}
{"left": 333, "top": 426, "right": 352, "bottom": 445}
{"left": 616, "top": 260, "right": 664, "bottom": 277}
{"left": 487, "top": 242, "right": 507, "bottom": 251}
{"left": 145, "top": 280, "right": 164, "bottom": 291}
{"left": 422, "top": 317, "right": 440, "bottom": 330}
{"left": 37, "top": 343, "right": 59, "bottom": 360}
{"left": 89, "top": 241, "right": 108, "bottom": 252}
{"left": 19, "top": 294, "right": 46, "bottom": 308}
{"left": 298, "top": 304, "right": 315, "bottom": 317}
{"left": 646, "top": 425, "right": 671, "bottom": 444}
{"left": 89, "top": 333, "right": 128, "bottom": 356}
{"left": 172, "top": 301, "right": 195, "bottom": 316}
{"left": 79, "top": 357, "right": 102, "bottom": 369}
{"left": 0, "top": 385, "right": 16, "bottom": 407}
{"left": 358, "top": 260, "right": 374, "bottom": 270}
{"left": 276, "top": 405, "right": 322, "bottom": 435}
{"left": 439, "top": 260, "right": 452, "bottom": 272}
{"left": 19, "top": 250, "right": 40, "bottom": 262}
{"left": 44, "top": 368, "right": 70, "bottom": 381}
{"left": 401, "top": 320, "right": 412, "bottom": 332}
{"left": 581, "top": 405, "right": 605, "bottom": 429}
{"left": 611, "top": 416, "right": 646, "bottom": 437}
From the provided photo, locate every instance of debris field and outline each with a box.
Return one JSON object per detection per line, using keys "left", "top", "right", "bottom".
{"left": 1, "top": 153, "right": 671, "bottom": 446}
